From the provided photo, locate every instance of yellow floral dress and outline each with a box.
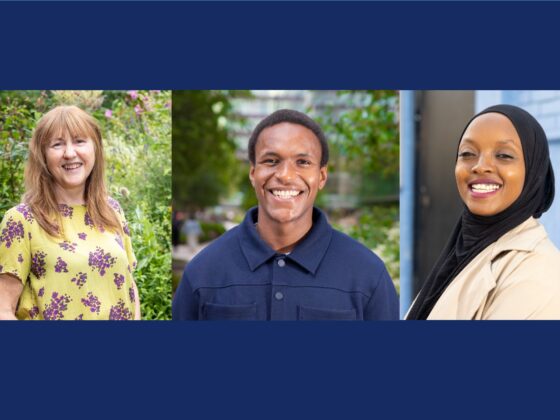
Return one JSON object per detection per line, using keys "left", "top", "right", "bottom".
{"left": 0, "top": 199, "right": 137, "bottom": 320}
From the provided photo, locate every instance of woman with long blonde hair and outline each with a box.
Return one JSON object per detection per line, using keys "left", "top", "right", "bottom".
{"left": 0, "top": 105, "right": 140, "bottom": 320}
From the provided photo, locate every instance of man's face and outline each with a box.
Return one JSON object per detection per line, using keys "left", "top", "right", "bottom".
{"left": 250, "top": 122, "right": 327, "bottom": 228}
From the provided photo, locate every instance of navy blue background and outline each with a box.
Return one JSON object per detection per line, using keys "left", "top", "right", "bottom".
{"left": 2, "top": 1, "right": 560, "bottom": 418}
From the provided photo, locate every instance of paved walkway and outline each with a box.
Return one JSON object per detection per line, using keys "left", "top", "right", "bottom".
{"left": 172, "top": 243, "right": 209, "bottom": 264}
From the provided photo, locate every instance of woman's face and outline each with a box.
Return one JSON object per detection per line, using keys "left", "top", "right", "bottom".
{"left": 455, "top": 112, "right": 525, "bottom": 216}
{"left": 45, "top": 131, "right": 96, "bottom": 197}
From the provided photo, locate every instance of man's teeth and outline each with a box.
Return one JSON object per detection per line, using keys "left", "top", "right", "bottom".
{"left": 471, "top": 183, "right": 501, "bottom": 193}
{"left": 272, "top": 190, "right": 300, "bottom": 198}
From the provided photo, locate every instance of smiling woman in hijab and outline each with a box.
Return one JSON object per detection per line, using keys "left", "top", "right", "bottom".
{"left": 407, "top": 104, "right": 560, "bottom": 320}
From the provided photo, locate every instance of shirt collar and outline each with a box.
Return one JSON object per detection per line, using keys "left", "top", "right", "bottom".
{"left": 239, "top": 207, "right": 333, "bottom": 274}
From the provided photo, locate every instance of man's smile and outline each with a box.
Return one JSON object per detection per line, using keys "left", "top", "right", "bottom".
{"left": 268, "top": 188, "right": 305, "bottom": 200}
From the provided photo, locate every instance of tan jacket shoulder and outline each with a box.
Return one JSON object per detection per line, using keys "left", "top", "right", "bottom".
{"left": 428, "top": 217, "right": 560, "bottom": 320}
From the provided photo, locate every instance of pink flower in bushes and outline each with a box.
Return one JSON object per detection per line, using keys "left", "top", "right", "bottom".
{"left": 105, "top": 109, "right": 113, "bottom": 118}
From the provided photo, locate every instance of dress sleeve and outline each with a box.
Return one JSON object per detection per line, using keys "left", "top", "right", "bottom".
{"left": 110, "top": 198, "right": 137, "bottom": 272}
{"left": 0, "top": 207, "right": 31, "bottom": 284}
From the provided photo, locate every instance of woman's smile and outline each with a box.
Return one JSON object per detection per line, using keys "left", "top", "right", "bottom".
{"left": 455, "top": 113, "right": 525, "bottom": 216}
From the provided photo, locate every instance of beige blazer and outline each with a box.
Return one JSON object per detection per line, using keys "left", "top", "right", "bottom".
{"left": 424, "top": 217, "right": 560, "bottom": 320}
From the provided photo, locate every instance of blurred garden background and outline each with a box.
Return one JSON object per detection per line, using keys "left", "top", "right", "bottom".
{"left": 0, "top": 90, "right": 172, "bottom": 320}
{"left": 172, "top": 90, "right": 399, "bottom": 293}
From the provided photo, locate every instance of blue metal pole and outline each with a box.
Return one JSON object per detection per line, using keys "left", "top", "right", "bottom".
{"left": 399, "top": 91, "right": 415, "bottom": 319}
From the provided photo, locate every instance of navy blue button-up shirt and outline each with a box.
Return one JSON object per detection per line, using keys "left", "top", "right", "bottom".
{"left": 172, "top": 207, "right": 398, "bottom": 320}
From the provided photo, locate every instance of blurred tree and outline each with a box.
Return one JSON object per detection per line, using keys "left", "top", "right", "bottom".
{"left": 324, "top": 90, "right": 399, "bottom": 176}
{"left": 172, "top": 91, "right": 244, "bottom": 211}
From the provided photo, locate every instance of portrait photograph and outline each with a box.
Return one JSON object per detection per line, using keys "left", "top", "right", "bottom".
{"left": 401, "top": 90, "right": 560, "bottom": 320}
{"left": 172, "top": 90, "right": 400, "bottom": 320}
{"left": 0, "top": 90, "right": 172, "bottom": 320}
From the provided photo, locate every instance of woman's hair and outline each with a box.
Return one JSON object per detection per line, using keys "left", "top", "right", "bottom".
{"left": 23, "top": 105, "right": 122, "bottom": 237}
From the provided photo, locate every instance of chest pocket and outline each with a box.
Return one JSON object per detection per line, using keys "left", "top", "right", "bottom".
{"left": 298, "top": 305, "right": 357, "bottom": 320}
{"left": 203, "top": 302, "right": 257, "bottom": 320}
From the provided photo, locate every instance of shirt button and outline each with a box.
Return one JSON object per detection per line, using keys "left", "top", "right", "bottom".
{"left": 277, "top": 259, "right": 286, "bottom": 267}
{"left": 274, "top": 292, "right": 284, "bottom": 301}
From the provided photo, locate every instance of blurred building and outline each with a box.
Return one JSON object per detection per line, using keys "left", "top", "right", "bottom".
{"left": 400, "top": 91, "right": 560, "bottom": 316}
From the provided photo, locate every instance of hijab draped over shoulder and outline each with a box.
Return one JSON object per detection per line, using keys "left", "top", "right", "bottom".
{"left": 407, "top": 104, "right": 555, "bottom": 320}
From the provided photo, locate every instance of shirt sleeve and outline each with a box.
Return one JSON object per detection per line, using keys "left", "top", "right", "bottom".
{"left": 172, "top": 269, "right": 199, "bottom": 320}
{"left": 112, "top": 199, "right": 137, "bottom": 272}
{"left": 0, "top": 207, "right": 31, "bottom": 284}
{"left": 364, "top": 266, "right": 399, "bottom": 320}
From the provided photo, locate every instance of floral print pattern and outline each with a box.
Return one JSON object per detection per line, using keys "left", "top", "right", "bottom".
{"left": 88, "top": 247, "right": 116, "bottom": 276}
{"left": 109, "top": 299, "right": 132, "bottom": 320}
{"left": 0, "top": 202, "right": 137, "bottom": 320}
{"left": 16, "top": 204, "right": 34, "bottom": 223}
{"left": 58, "top": 204, "right": 74, "bottom": 219}
{"left": 71, "top": 272, "right": 88, "bottom": 288}
{"left": 54, "top": 257, "right": 69, "bottom": 273}
{"left": 113, "top": 273, "right": 125, "bottom": 290}
{"left": 43, "top": 292, "right": 72, "bottom": 320}
{"left": 1, "top": 217, "right": 25, "bottom": 248}
{"left": 31, "top": 251, "right": 47, "bottom": 279}
{"left": 81, "top": 292, "right": 101, "bottom": 314}
{"left": 59, "top": 241, "right": 77, "bottom": 252}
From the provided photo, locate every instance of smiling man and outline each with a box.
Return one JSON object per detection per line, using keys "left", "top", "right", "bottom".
{"left": 172, "top": 109, "right": 398, "bottom": 320}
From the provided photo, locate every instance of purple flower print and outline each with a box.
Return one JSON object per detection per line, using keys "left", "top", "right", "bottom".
{"left": 81, "top": 292, "right": 101, "bottom": 314}
{"left": 75, "top": 314, "right": 84, "bottom": 320}
{"left": 71, "top": 272, "right": 87, "bottom": 288}
{"left": 108, "top": 197, "right": 122, "bottom": 214}
{"left": 29, "top": 306, "right": 39, "bottom": 319}
{"left": 38, "top": 287, "right": 45, "bottom": 297}
{"left": 58, "top": 204, "right": 73, "bottom": 218}
{"left": 88, "top": 247, "right": 116, "bottom": 276}
{"left": 59, "top": 241, "right": 77, "bottom": 253}
{"left": 115, "top": 235, "right": 124, "bottom": 250}
{"left": 113, "top": 273, "right": 125, "bottom": 290}
{"left": 16, "top": 204, "right": 34, "bottom": 223}
{"left": 109, "top": 299, "right": 132, "bottom": 320}
{"left": 78, "top": 232, "right": 87, "bottom": 241}
{"left": 122, "top": 221, "right": 130, "bottom": 236}
{"left": 84, "top": 211, "right": 94, "bottom": 228}
{"left": 54, "top": 257, "right": 68, "bottom": 273}
{"left": 17, "top": 254, "right": 23, "bottom": 263}
{"left": 129, "top": 287, "right": 135, "bottom": 303}
{"left": 31, "top": 251, "right": 47, "bottom": 279}
{"left": 1, "top": 217, "right": 25, "bottom": 248}
{"left": 43, "top": 292, "right": 72, "bottom": 320}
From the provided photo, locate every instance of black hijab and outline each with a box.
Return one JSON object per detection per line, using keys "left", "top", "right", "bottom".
{"left": 407, "top": 104, "right": 555, "bottom": 320}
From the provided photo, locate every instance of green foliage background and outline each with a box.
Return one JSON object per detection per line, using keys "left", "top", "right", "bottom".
{"left": 0, "top": 90, "right": 172, "bottom": 319}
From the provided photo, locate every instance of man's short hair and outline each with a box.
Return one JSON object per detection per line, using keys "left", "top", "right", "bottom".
{"left": 248, "top": 109, "right": 329, "bottom": 167}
